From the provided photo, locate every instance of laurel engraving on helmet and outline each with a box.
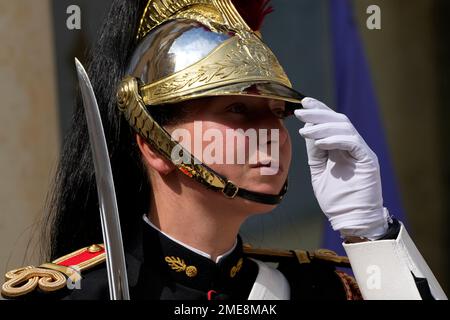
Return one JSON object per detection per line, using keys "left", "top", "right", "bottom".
{"left": 152, "top": 36, "right": 287, "bottom": 98}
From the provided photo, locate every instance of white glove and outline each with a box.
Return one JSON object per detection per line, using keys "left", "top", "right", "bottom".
{"left": 294, "top": 97, "right": 391, "bottom": 240}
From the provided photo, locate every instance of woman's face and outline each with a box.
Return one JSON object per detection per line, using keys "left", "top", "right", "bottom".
{"left": 164, "top": 95, "right": 292, "bottom": 210}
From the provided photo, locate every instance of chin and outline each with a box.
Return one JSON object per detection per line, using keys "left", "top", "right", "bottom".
{"left": 245, "top": 172, "right": 287, "bottom": 194}
{"left": 242, "top": 199, "right": 279, "bottom": 215}
{"left": 249, "top": 183, "right": 284, "bottom": 195}
{"left": 233, "top": 181, "right": 286, "bottom": 214}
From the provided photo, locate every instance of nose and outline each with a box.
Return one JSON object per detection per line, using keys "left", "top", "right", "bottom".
{"left": 254, "top": 102, "right": 289, "bottom": 147}
{"left": 266, "top": 118, "right": 288, "bottom": 147}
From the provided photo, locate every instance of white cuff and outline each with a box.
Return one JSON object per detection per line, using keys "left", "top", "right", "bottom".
{"left": 343, "top": 222, "right": 448, "bottom": 300}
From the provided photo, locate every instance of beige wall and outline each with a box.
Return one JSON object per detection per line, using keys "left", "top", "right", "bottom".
{"left": 0, "top": 0, "right": 59, "bottom": 272}
{"left": 353, "top": 0, "right": 447, "bottom": 291}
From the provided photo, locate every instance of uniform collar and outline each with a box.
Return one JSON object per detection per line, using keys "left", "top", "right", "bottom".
{"left": 140, "top": 216, "right": 249, "bottom": 295}
{"left": 143, "top": 215, "right": 237, "bottom": 263}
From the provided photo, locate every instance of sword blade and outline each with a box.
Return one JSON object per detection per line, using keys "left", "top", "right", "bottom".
{"left": 75, "top": 58, "right": 130, "bottom": 300}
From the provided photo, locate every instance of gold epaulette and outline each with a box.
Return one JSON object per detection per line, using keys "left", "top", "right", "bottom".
{"left": 243, "top": 245, "right": 362, "bottom": 300}
{"left": 243, "top": 244, "right": 351, "bottom": 268}
{"left": 1, "top": 244, "right": 106, "bottom": 299}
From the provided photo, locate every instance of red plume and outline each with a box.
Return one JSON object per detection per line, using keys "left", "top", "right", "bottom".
{"left": 231, "top": 0, "right": 274, "bottom": 31}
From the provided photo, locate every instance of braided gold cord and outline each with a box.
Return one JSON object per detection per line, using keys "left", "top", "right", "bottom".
{"left": 2, "top": 266, "right": 66, "bottom": 298}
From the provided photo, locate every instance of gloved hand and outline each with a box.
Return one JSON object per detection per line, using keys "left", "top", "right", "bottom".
{"left": 294, "top": 97, "right": 391, "bottom": 240}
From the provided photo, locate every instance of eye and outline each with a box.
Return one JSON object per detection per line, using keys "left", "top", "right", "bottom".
{"left": 227, "top": 103, "right": 248, "bottom": 114}
{"left": 271, "top": 107, "right": 288, "bottom": 119}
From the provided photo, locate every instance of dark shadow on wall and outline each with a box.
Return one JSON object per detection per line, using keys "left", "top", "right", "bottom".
{"left": 436, "top": 0, "right": 450, "bottom": 294}
{"left": 51, "top": 0, "right": 110, "bottom": 137}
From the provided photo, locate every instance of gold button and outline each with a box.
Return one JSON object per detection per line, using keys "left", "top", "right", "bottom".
{"left": 185, "top": 265, "right": 198, "bottom": 277}
{"left": 87, "top": 244, "right": 102, "bottom": 253}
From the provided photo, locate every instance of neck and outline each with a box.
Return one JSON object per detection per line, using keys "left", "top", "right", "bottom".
{"left": 148, "top": 173, "right": 248, "bottom": 262}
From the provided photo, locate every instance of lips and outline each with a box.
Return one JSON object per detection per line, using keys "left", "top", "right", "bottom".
{"left": 249, "top": 160, "right": 283, "bottom": 173}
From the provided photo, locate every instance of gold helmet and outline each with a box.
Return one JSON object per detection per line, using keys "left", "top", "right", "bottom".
{"left": 117, "top": 0, "right": 303, "bottom": 204}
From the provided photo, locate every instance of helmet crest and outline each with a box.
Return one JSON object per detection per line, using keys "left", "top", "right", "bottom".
{"left": 231, "top": 0, "right": 273, "bottom": 31}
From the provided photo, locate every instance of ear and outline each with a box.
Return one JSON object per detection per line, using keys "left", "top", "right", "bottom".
{"left": 136, "top": 134, "right": 175, "bottom": 175}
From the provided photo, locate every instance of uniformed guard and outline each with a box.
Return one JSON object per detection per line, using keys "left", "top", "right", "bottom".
{"left": 1, "top": 0, "right": 447, "bottom": 300}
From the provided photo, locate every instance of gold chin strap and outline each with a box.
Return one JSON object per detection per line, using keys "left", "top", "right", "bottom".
{"left": 117, "top": 76, "right": 287, "bottom": 205}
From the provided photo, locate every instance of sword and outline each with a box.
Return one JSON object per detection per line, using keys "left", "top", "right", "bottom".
{"left": 75, "top": 58, "right": 130, "bottom": 300}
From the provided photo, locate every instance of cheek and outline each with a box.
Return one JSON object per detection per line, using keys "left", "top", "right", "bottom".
{"left": 200, "top": 121, "right": 228, "bottom": 158}
{"left": 170, "top": 121, "right": 237, "bottom": 166}
{"left": 201, "top": 122, "right": 244, "bottom": 169}
{"left": 201, "top": 122, "right": 249, "bottom": 181}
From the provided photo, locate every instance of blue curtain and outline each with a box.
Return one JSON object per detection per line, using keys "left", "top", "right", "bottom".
{"left": 324, "top": 0, "right": 407, "bottom": 255}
